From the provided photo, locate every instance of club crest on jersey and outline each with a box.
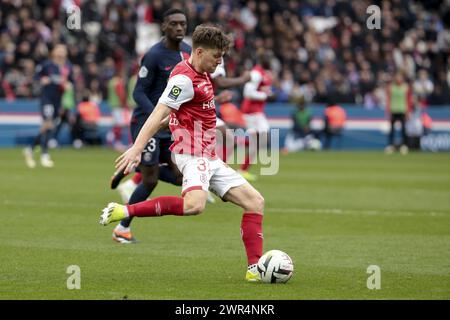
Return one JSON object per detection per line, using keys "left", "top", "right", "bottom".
{"left": 143, "top": 152, "right": 152, "bottom": 162}
{"left": 168, "top": 85, "right": 182, "bottom": 100}
{"left": 139, "top": 66, "right": 148, "bottom": 78}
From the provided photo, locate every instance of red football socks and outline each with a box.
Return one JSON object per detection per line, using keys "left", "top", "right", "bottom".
{"left": 241, "top": 212, "right": 264, "bottom": 265}
{"left": 127, "top": 196, "right": 184, "bottom": 217}
{"left": 240, "top": 154, "right": 251, "bottom": 171}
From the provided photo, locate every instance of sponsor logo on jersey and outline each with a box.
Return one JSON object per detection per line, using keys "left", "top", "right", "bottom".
{"left": 169, "top": 114, "right": 179, "bottom": 126}
{"left": 202, "top": 100, "right": 215, "bottom": 110}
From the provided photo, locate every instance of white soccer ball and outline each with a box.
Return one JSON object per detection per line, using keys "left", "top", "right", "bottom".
{"left": 257, "top": 250, "right": 294, "bottom": 283}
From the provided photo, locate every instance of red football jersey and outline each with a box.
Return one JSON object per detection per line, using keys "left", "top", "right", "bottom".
{"left": 158, "top": 60, "right": 217, "bottom": 158}
{"left": 241, "top": 64, "right": 272, "bottom": 114}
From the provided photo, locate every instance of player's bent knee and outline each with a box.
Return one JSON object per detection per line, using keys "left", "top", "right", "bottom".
{"left": 241, "top": 194, "right": 265, "bottom": 213}
{"left": 251, "top": 194, "right": 265, "bottom": 213}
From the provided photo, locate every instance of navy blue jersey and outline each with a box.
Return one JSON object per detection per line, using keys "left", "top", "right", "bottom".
{"left": 132, "top": 40, "right": 191, "bottom": 138}
{"left": 36, "top": 59, "right": 73, "bottom": 107}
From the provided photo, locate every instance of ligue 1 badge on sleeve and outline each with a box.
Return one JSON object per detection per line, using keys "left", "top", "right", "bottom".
{"left": 168, "top": 85, "right": 182, "bottom": 100}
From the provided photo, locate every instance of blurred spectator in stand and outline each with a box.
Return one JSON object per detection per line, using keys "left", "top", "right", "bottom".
{"left": 88, "top": 78, "right": 103, "bottom": 105}
{"left": 0, "top": 0, "right": 449, "bottom": 107}
{"left": 406, "top": 104, "right": 424, "bottom": 150}
{"left": 422, "top": 111, "right": 433, "bottom": 136}
{"left": 280, "top": 69, "right": 295, "bottom": 101}
{"left": 406, "top": 103, "right": 433, "bottom": 150}
{"left": 413, "top": 69, "right": 434, "bottom": 108}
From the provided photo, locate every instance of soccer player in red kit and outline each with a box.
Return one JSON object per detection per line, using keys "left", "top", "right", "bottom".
{"left": 99, "top": 25, "right": 265, "bottom": 282}
{"left": 238, "top": 56, "right": 273, "bottom": 181}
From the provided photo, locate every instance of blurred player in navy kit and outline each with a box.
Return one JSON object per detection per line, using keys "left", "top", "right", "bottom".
{"left": 110, "top": 9, "right": 191, "bottom": 243}
{"left": 23, "top": 44, "right": 73, "bottom": 168}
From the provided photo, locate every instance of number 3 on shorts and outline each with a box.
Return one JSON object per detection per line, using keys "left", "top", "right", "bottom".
{"left": 196, "top": 158, "right": 207, "bottom": 172}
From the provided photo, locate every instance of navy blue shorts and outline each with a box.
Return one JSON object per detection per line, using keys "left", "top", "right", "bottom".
{"left": 40, "top": 102, "right": 60, "bottom": 121}
{"left": 131, "top": 118, "right": 173, "bottom": 166}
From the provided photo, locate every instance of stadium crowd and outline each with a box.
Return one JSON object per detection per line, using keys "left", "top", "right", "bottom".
{"left": 0, "top": 0, "right": 449, "bottom": 108}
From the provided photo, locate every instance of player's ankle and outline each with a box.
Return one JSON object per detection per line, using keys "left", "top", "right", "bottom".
{"left": 248, "top": 263, "right": 258, "bottom": 271}
{"left": 115, "top": 224, "right": 130, "bottom": 232}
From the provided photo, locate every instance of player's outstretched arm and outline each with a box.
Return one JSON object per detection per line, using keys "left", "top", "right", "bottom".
{"left": 115, "top": 103, "right": 172, "bottom": 174}
{"left": 243, "top": 71, "right": 267, "bottom": 101}
{"left": 213, "top": 71, "right": 251, "bottom": 88}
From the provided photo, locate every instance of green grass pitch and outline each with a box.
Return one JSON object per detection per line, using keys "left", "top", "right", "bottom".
{"left": 0, "top": 147, "right": 449, "bottom": 299}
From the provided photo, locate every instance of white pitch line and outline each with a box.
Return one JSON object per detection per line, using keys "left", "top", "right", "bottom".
{"left": 267, "top": 207, "right": 447, "bottom": 217}
{"left": 1, "top": 199, "right": 98, "bottom": 209}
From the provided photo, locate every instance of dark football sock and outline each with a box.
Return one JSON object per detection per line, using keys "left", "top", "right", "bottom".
{"left": 31, "top": 133, "right": 42, "bottom": 150}
{"left": 41, "top": 129, "right": 50, "bottom": 154}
